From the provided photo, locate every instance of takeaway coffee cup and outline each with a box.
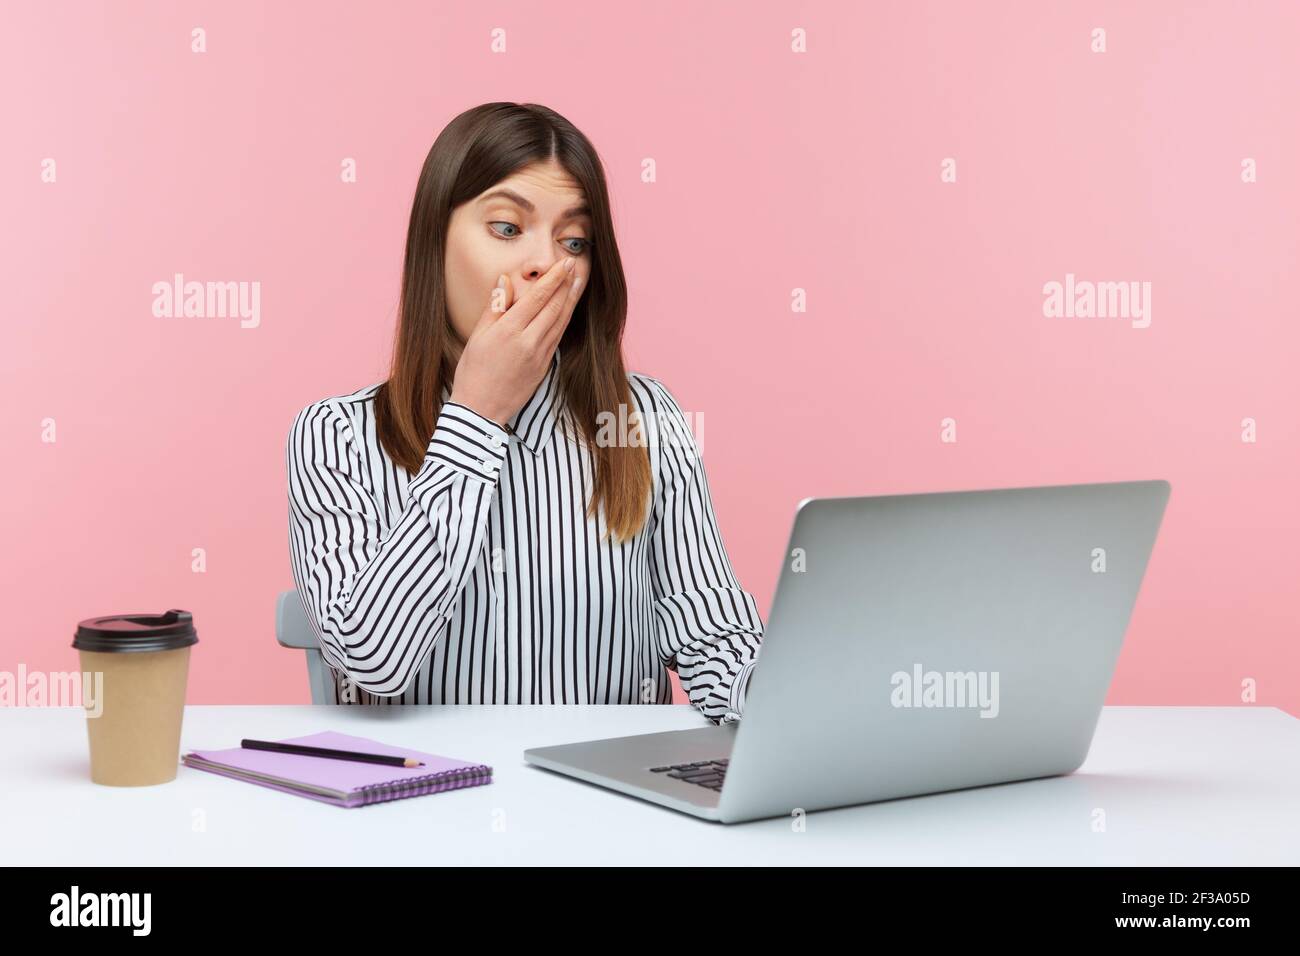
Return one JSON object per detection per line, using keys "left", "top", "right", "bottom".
{"left": 72, "top": 609, "right": 198, "bottom": 786}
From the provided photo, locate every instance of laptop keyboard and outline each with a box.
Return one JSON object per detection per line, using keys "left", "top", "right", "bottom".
{"left": 649, "top": 758, "right": 729, "bottom": 791}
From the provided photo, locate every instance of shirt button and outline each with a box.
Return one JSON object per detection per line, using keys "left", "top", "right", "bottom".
{"left": 480, "top": 458, "right": 498, "bottom": 475}
{"left": 489, "top": 433, "right": 504, "bottom": 450}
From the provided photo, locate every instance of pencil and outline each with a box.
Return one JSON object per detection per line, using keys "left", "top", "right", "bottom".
{"left": 240, "top": 739, "right": 424, "bottom": 768}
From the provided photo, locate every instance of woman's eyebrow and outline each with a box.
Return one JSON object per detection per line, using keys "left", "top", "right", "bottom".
{"left": 479, "top": 188, "right": 590, "bottom": 221}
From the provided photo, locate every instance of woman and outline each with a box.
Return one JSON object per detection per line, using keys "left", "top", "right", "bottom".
{"left": 286, "top": 102, "right": 763, "bottom": 725}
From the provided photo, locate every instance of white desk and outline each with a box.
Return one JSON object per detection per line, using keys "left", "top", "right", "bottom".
{"left": 3, "top": 704, "right": 1296, "bottom": 865}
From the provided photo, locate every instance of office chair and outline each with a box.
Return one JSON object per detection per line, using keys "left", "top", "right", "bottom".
{"left": 275, "top": 589, "right": 335, "bottom": 704}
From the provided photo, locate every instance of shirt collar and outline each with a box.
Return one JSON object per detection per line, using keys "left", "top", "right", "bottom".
{"left": 442, "top": 345, "right": 563, "bottom": 457}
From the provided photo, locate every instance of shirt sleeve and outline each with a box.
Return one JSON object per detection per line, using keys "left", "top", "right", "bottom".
{"left": 286, "top": 397, "right": 509, "bottom": 698}
{"left": 638, "top": 377, "right": 765, "bottom": 726}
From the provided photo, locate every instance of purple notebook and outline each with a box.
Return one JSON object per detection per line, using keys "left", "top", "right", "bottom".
{"left": 181, "top": 731, "right": 493, "bottom": 808}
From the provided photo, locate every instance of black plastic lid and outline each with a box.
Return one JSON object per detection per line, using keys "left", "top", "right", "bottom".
{"left": 73, "top": 609, "right": 198, "bottom": 653}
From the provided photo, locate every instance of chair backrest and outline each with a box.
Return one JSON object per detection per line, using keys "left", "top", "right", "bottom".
{"left": 275, "top": 589, "right": 335, "bottom": 704}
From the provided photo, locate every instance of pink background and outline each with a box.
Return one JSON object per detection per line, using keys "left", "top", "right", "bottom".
{"left": 3, "top": 1, "right": 1296, "bottom": 716}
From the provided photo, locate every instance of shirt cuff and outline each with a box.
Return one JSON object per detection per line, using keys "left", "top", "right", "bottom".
{"left": 727, "top": 659, "right": 758, "bottom": 719}
{"left": 414, "top": 401, "right": 510, "bottom": 486}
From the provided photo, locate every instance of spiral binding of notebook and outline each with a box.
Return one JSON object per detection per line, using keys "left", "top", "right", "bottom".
{"left": 355, "top": 766, "right": 494, "bottom": 806}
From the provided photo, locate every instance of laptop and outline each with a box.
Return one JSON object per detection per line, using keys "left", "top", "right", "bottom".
{"left": 523, "top": 479, "right": 1171, "bottom": 824}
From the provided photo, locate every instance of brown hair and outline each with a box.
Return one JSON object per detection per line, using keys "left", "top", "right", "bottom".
{"left": 373, "top": 102, "right": 651, "bottom": 542}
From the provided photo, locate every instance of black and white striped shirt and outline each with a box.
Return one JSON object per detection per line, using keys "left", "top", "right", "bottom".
{"left": 285, "top": 346, "right": 763, "bottom": 725}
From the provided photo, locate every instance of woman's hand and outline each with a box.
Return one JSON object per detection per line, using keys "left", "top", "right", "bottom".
{"left": 449, "top": 257, "right": 585, "bottom": 426}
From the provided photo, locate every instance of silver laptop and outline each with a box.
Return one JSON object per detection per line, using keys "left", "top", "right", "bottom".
{"left": 523, "top": 479, "right": 1171, "bottom": 824}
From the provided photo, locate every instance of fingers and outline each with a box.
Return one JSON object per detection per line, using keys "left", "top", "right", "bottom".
{"left": 536, "top": 267, "right": 584, "bottom": 355}
{"left": 501, "top": 258, "right": 573, "bottom": 330}
{"left": 526, "top": 260, "right": 583, "bottom": 344}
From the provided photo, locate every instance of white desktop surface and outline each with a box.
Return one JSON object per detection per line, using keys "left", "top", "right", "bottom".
{"left": 4, "top": 704, "right": 1297, "bottom": 865}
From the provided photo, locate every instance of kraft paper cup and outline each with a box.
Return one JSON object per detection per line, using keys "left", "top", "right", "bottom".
{"left": 72, "top": 609, "right": 198, "bottom": 786}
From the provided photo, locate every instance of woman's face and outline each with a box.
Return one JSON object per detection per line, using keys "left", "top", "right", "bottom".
{"left": 444, "top": 158, "right": 593, "bottom": 362}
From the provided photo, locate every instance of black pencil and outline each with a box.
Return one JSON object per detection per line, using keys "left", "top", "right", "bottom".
{"left": 241, "top": 739, "right": 424, "bottom": 768}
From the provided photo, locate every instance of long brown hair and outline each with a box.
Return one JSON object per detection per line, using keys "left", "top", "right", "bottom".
{"left": 373, "top": 102, "right": 651, "bottom": 542}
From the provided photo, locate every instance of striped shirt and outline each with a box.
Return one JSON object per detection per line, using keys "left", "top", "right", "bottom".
{"left": 285, "top": 346, "right": 764, "bottom": 725}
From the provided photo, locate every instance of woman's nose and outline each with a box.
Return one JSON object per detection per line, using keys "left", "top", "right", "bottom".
{"left": 521, "top": 258, "right": 560, "bottom": 281}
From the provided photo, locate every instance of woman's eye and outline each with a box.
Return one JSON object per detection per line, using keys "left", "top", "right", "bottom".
{"left": 562, "top": 237, "right": 589, "bottom": 255}
{"left": 488, "top": 221, "right": 520, "bottom": 239}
